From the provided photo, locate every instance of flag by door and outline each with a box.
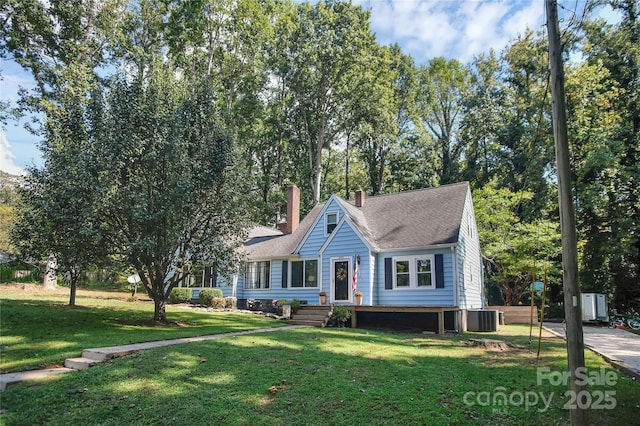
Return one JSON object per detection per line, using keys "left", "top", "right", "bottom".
{"left": 352, "top": 256, "right": 358, "bottom": 293}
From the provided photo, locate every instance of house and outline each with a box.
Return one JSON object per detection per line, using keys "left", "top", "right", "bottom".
{"left": 191, "top": 182, "right": 484, "bottom": 333}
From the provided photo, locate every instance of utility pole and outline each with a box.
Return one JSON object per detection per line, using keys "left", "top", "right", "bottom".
{"left": 545, "top": 1, "right": 588, "bottom": 424}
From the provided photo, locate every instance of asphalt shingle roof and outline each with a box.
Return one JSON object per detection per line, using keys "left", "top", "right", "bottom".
{"left": 243, "top": 182, "right": 470, "bottom": 258}
{"left": 243, "top": 204, "right": 324, "bottom": 259}
{"left": 351, "top": 182, "right": 469, "bottom": 250}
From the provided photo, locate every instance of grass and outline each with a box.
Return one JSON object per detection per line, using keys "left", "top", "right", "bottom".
{"left": 0, "top": 284, "right": 286, "bottom": 373}
{"left": 1, "top": 284, "right": 639, "bottom": 425}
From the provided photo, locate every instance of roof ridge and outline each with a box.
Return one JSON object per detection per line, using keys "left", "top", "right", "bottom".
{"left": 342, "top": 181, "right": 469, "bottom": 203}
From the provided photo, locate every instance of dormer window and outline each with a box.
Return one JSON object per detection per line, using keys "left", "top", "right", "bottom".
{"left": 326, "top": 212, "right": 337, "bottom": 234}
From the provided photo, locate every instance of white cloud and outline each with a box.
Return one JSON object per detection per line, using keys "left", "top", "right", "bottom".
{"left": 361, "top": 0, "right": 544, "bottom": 64}
{"left": 0, "top": 131, "right": 25, "bottom": 175}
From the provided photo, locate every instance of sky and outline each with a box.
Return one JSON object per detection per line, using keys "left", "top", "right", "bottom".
{"left": 0, "top": 0, "right": 615, "bottom": 175}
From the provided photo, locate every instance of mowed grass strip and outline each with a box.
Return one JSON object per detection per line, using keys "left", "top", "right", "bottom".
{"left": 0, "top": 284, "right": 286, "bottom": 373}
{"left": 2, "top": 326, "right": 639, "bottom": 425}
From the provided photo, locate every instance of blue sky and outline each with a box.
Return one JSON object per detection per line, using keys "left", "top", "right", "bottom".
{"left": 0, "top": 0, "right": 615, "bottom": 175}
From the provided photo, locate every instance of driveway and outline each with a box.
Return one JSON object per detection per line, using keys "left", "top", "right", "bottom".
{"left": 544, "top": 322, "right": 640, "bottom": 378}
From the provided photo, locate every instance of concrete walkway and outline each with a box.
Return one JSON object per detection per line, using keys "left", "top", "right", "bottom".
{"left": 544, "top": 322, "right": 640, "bottom": 379}
{"left": 0, "top": 325, "right": 307, "bottom": 390}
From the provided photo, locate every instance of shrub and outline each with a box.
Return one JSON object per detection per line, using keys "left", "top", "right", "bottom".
{"left": 277, "top": 299, "right": 302, "bottom": 314}
{"left": 199, "top": 288, "right": 223, "bottom": 307}
{"left": 329, "top": 305, "right": 351, "bottom": 327}
{"left": 224, "top": 297, "right": 237, "bottom": 309}
{"left": 544, "top": 302, "right": 565, "bottom": 320}
{"left": 169, "top": 288, "right": 193, "bottom": 304}
{"left": 212, "top": 297, "right": 226, "bottom": 309}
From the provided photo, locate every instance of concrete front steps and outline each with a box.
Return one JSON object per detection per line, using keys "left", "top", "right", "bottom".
{"left": 64, "top": 347, "right": 126, "bottom": 370}
{"left": 287, "top": 305, "right": 331, "bottom": 327}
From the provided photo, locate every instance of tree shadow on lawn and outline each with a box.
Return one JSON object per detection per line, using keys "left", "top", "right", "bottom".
{"left": 0, "top": 299, "right": 284, "bottom": 373}
{"left": 4, "top": 327, "right": 621, "bottom": 426}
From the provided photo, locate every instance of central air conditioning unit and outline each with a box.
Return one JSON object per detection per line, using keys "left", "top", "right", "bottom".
{"left": 467, "top": 310, "right": 499, "bottom": 332}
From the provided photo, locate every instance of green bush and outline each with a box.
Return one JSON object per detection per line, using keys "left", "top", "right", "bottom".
{"left": 544, "top": 302, "right": 565, "bottom": 320}
{"left": 199, "top": 288, "right": 224, "bottom": 307}
{"left": 169, "top": 288, "right": 193, "bottom": 304}
{"left": 277, "top": 299, "right": 302, "bottom": 314}
{"left": 329, "top": 305, "right": 351, "bottom": 327}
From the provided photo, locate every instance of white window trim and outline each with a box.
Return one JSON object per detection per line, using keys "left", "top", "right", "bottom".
{"left": 392, "top": 255, "right": 436, "bottom": 290}
{"left": 325, "top": 211, "right": 338, "bottom": 236}
{"left": 244, "top": 260, "right": 271, "bottom": 290}
{"left": 289, "top": 258, "right": 319, "bottom": 289}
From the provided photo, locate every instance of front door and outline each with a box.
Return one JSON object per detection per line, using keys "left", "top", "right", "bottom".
{"left": 332, "top": 259, "right": 351, "bottom": 303}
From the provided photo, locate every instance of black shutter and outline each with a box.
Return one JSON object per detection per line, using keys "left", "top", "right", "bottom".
{"left": 384, "top": 257, "right": 393, "bottom": 289}
{"left": 282, "top": 260, "right": 288, "bottom": 288}
{"left": 435, "top": 254, "right": 444, "bottom": 288}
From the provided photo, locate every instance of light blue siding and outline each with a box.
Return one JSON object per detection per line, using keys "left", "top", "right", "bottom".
{"left": 456, "top": 191, "right": 484, "bottom": 310}
{"left": 232, "top": 260, "right": 317, "bottom": 303}
{"left": 375, "top": 249, "right": 456, "bottom": 306}
{"left": 297, "top": 198, "right": 346, "bottom": 258}
{"left": 320, "top": 220, "right": 371, "bottom": 304}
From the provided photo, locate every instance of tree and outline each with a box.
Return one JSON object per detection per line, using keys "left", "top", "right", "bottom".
{"left": 11, "top": 94, "right": 106, "bottom": 305}
{"left": 4, "top": 0, "right": 122, "bottom": 303}
{"left": 416, "top": 57, "right": 470, "bottom": 185}
{"left": 474, "top": 184, "right": 560, "bottom": 306}
{"left": 93, "top": 66, "right": 248, "bottom": 321}
{"left": 354, "top": 44, "right": 421, "bottom": 195}
{"left": 460, "top": 51, "right": 505, "bottom": 189}
{"left": 580, "top": 0, "right": 640, "bottom": 311}
{"left": 565, "top": 60, "right": 622, "bottom": 297}
{"left": 461, "top": 32, "right": 556, "bottom": 218}
{"left": 496, "top": 32, "right": 555, "bottom": 218}
{"left": 0, "top": 172, "right": 19, "bottom": 254}
{"left": 282, "top": 0, "right": 375, "bottom": 204}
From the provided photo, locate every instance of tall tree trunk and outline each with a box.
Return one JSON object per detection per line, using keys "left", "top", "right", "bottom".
{"left": 345, "top": 136, "right": 351, "bottom": 199}
{"left": 69, "top": 269, "right": 78, "bottom": 307}
{"left": 311, "top": 169, "right": 322, "bottom": 205}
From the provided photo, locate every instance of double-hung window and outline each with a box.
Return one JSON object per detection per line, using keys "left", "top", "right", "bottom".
{"left": 326, "top": 212, "right": 338, "bottom": 235}
{"left": 393, "top": 255, "right": 435, "bottom": 289}
{"left": 244, "top": 261, "right": 270, "bottom": 289}
{"left": 290, "top": 259, "right": 318, "bottom": 288}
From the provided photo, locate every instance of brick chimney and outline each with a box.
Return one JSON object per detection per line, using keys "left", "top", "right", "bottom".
{"left": 277, "top": 185, "right": 300, "bottom": 234}
{"left": 355, "top": 189, "right": 365, "bottom": 207}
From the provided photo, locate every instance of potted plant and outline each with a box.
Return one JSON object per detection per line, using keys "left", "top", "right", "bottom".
{"left": 355, "top": 291, "right": 363, "bottom": 306}
{"left": 319, "top": 291, "right": 327, "bottom": 305}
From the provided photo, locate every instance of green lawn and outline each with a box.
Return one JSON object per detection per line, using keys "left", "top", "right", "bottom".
{"left": 1, "top": 285, "right": 639, "bottom": 425}
{"left": 0, "top": 284, "right": 286, "bottom": 372}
